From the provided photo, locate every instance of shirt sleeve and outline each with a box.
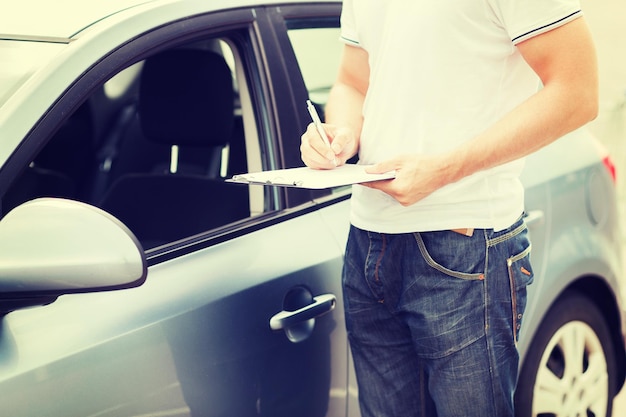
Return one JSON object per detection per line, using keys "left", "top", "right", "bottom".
{"left": 489, "top": 0, "right": 583, "bottom": 44}
{"left": 339, "top": 0, "right": 361, "bottom": 46}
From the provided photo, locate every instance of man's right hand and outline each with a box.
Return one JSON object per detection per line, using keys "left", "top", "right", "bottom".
{"left": 300, "top": 123, "right": 357, "bottom": 170}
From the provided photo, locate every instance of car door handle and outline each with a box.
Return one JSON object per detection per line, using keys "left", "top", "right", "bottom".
{"left": 269, "top": 294, "right": 336, "bottom": 330}
{"left": 524, "top": 210, "right": 545, "bottom": 227}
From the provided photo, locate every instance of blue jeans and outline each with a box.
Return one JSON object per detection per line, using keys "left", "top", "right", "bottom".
{"left": 343, "top": 217, "right": 533, "bottom": 417}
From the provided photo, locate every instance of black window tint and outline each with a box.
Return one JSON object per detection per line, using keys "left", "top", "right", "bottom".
{"left": 5, "top": 37, "right": 259, "bottom": 250}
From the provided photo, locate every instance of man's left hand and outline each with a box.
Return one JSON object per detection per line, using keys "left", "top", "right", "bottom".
{"left": 363, "top": 154, "right": 456, "bottom": 206}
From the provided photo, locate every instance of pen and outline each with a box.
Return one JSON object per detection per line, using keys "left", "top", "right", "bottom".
{"left": 306, "top": 100, "right": 337, "bottom": 166}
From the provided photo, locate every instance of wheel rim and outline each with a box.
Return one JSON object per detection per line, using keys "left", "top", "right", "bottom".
{"left": 532, "top": 320, "right": 609, "bottom": 417}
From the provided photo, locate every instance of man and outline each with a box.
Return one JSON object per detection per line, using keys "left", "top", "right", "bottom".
{"left": 300, "top": 0, "right": 598, "bottom": 416}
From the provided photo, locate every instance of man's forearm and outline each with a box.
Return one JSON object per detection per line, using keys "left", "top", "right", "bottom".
{"left": 443, "top": 17, "right": 598, "bottom": 185}
{"left": 445, "top": 80, "right": 598, "bottom": 184}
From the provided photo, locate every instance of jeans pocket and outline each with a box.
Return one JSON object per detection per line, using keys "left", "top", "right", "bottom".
{"left": 507, "top": 244, "right": 534, "bottom": 344}
{"left": 413, "top": 231, "right": 486, "bottom": 281}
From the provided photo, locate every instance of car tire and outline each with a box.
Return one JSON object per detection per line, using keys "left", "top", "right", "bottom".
{"left": 515, "top": 290, "right": 617, "bottom": 417}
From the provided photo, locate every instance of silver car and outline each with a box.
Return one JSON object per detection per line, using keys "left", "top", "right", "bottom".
{"left": 0, "top": 1, "right": 623, "bottom": 416}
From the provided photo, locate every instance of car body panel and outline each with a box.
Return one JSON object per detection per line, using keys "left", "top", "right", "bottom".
{"left": 518, "top": 131, "right": 625, "bottom": 364}
{"left": 0, "top": 200, "right": 351, "bottom": 416}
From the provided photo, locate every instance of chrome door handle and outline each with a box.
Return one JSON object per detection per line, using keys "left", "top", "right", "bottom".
{"left": 269, "top": 294, "right": 336, "bottom": 330}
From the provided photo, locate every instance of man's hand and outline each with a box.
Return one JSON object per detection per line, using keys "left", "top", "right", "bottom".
{"left": 300, "top": 123, "right": 358, "bottom": 170}
{"left": 300, "top": 44, "right": 367, "bottom": 170}
{"left": 363, "top": 153, "right": 456, "bottom": 206}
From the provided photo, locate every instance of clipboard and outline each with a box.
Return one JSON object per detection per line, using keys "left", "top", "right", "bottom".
{"left": 228, "top": 164, "right": 396, "bottom": 189}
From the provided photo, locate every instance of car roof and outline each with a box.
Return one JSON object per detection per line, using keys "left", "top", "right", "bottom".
{"left": 0, "top": 0, "right": 157, "bottom": 40}
{"left": 0, "top": 0, "right": 337, "bottom": 40}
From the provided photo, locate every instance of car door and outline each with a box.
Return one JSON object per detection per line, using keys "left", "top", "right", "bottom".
{"left": 0, "top": 4, "right": 351, "bottom": 417}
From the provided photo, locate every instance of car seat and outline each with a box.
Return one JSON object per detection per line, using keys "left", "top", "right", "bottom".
{"left": 98, "top": 48, "right": 250, "bottom": 248}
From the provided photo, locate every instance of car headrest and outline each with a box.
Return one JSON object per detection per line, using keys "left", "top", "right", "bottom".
{"left": 138, "top": 49, "right": 234, "bottom": 148}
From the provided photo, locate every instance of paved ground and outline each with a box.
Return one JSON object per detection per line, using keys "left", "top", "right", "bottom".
{"left": 578, "top": 0, "right": 626, "bottom": 415}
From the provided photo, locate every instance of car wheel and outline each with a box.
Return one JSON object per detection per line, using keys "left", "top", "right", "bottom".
{"left": 515, "top": 291, "right": 617, "bottom": 417}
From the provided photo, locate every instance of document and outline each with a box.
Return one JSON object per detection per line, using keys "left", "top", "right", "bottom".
{"left": 229, "top": 164, "right": 396, "bottom": 189}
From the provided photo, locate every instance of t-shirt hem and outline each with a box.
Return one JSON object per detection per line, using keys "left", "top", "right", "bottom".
{"left": 349, "top": 210, "right": 524, "bottom": 234}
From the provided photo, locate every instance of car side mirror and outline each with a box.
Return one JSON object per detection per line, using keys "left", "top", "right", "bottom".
{"left": 0, "top": 198, "right": 147, "bottom": 313}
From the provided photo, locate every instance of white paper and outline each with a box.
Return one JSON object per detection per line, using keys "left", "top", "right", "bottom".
{"left": 228, "top": 164, "right": 396, "bottom": 189}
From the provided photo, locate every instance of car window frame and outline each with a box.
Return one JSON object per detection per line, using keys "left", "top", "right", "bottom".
{"left": 0, "top": 4, "right": 348, "bottom": 265}
{"left": 0, "top": 9, "right": 268, "bottom": 254}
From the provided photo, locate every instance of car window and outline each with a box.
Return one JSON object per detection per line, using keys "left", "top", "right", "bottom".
{"left": 287, "top": 26, "right": 342, "bottom": 109}
{"left": 3, "top": 34, "right": 264, "bottom": 250}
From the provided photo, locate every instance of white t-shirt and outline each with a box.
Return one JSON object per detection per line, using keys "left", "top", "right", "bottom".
{"left": 341, "top": 0, "right": 582, "bottom": 232}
